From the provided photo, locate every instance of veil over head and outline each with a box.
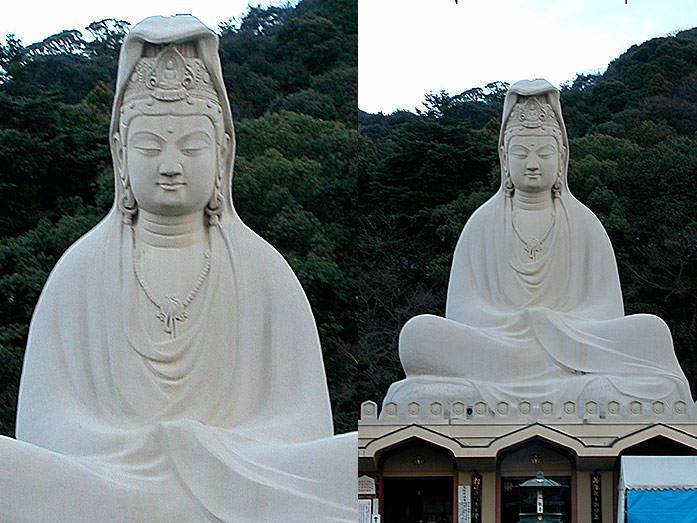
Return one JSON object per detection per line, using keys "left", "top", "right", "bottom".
{"left": 498, "top": 78, "right": 571, "bottom": 195}
{"left": 110, "top": 15, "right": 236, "bottom": 219}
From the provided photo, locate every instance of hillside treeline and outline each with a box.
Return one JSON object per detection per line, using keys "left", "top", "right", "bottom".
{"left": 356, "top": 28, "right": 697, "bottom": 408}
{"left": 2, "top": 6, "right": 697, "bottom": 438}
{"left": 0, "top": 0, "right": 362, "bottom": 435}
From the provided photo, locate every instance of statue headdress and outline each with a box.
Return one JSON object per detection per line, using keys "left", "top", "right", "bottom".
{"left": 110, "top": 16, "right": 235, "bottom": 225}
{"left": 122, "top": 44, "right": 218, "bottom": 104}
{"left": 499, "top": 79, "right": 569, "bottom": 198}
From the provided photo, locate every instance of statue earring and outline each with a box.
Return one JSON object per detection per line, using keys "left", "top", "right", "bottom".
{"left": 205, "top": 166, "right": 224, "bottom": 226}
{"left": 119, "top": 174, "right": 137, "bottom": 224}
{"left": 504, "top": 170, "right": 514, "bottom": 197}
{"left": 552, "top": 171, "right": 562, "bottom": 198}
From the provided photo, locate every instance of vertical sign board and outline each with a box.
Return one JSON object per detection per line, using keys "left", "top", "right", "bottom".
{"left": 458, "top": 485, "right": 471, "bottom": 523}
{"left": 358, "top": 499, "right": 372, "bottom": 523}
{"left": 471, "top": 474, "right": 482, "bottom": 523}
{"left": 358, "top": 474, "right": 379, "bottom": 523}
{"left": 591, "top": 473, "right": 602, "bottom": 522}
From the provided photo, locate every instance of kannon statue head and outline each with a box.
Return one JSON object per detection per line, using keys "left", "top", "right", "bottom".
{"left": 499, "top": 81, "right": 569, "bottom": 199}
{"left": 111, "top": 27, "right": 233, "bottom": 225}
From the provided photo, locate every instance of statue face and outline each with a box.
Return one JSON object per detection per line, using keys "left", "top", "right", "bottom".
{"left": 507, "top": 134, "right": 559, "bottom": 194}
{"left": 126, "top": 113, "right": 217, "bottom": 217}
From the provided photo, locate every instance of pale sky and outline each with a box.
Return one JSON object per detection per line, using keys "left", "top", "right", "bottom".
{"left": 359, "top": 0, "right": 697, "bottom": 114}
{"left": 5, "top": 1, "right": 697, "bottom": 116}
{"left": 1, "top": 1, "right": 297, "bottom": 48}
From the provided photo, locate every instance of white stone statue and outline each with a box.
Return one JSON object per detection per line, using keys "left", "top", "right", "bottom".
{"left": 0, "top": 16, "right": 356, "bottom": 521}
{"left": 384, "top": 79, "right": 695, "bottom": 418}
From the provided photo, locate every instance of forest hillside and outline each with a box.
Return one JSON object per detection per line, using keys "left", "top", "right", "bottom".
{"left": 357, "top": 27, "right": 697, "bottom": 409}
{"left": 0, "top": 0, "right": 360, "bottom": 435}
{"left": 2, "top": 6, "right": 697, "bottom": 436}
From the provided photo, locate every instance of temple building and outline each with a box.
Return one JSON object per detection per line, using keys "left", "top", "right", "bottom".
{"left": 357, "top": 79, "right": 697, "bottom": 523}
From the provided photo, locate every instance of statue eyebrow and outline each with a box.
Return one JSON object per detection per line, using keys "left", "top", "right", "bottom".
{"left": 130, "top": 130, "right": 165, "bottom": 142}
{"left": 177, "top": 131, "right": 212, "bottom": 146}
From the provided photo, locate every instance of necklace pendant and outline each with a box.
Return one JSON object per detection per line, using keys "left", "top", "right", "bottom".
{"left": 525, "top": 238, "right": 542, "bottom": 261}
{"left": 157, "top": 295, "right": 186, "bottom": 337}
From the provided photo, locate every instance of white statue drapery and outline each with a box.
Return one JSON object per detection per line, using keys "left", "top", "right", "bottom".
{"left": 385, "top": 80, "right": 694, "bottom": 417}
{"left": 1, "top": 16, "right": 356, "bottom": 522}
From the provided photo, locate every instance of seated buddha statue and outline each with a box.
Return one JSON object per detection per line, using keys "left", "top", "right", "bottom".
{"left": 384, "top": 79, "right": 694, "bottom": 418}
{"left": 0, "top": 16, "right": 355, "bottom": 522}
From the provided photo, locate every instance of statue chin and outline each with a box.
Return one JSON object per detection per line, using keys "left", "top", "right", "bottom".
{"left": 383, "top": 79, "right": 695, "bottom": 421}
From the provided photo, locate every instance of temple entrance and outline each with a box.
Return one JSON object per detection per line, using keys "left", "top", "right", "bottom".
{"left": 498, "top": 439, "right": 575, "bottom": 523}
{"left": 383, "top": 477, "right": 453, "bottom": 523}
{"left": 500, "top": 475, "right": 571, "bottom": 522}
{"left": 378, "top": 438, "right": 457, "bottom": 523}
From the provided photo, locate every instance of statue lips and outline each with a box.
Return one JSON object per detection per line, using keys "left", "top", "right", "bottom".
{"left": 157, "top": 180, "right": 187, "bottom": 190}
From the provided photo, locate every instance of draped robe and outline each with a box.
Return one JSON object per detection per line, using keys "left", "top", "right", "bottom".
{"left": 385, "top": 191, "right": 694, "bottom": 415}
{"left": 0, "top": 15, "right": 356, "bottom": 522}
{"left": 385, "top": 80, "right": 694, "bottom": 417}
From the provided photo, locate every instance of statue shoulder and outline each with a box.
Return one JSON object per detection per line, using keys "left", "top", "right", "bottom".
{"left": 565, "top": 197, "right": 615, "bottom": 246}
{"left": 455, "top": 195, "right": 501, "bottom": 245}
{"left": 40, "top": 218, "right": 112, "bottom": 295}
{"left": 230, "top": 218, "right": 312, "bottom": 297}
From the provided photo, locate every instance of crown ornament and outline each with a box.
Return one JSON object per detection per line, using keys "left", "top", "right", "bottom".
{"left": 123, "top": 45, "right": 218, "bottom": 104}
{"left": 505, "top": 96, "right": 562, "bottom": 136}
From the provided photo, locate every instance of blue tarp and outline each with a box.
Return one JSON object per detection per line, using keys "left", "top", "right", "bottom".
{"left": 627, "top": 488, "right": 697, "bottom": 522}
{"left": 619, "top": 456, "right": 697, "bottom": 523}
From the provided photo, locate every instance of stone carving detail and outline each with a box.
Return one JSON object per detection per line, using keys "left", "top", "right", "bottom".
{"left": 652, "top": 401, "right": 666, "bottom": 416}
{"left": 585, "top": 401, "right": 599, "bottom": 418}
{"left": 541, "top": 401, "right": 554, "bottom": 416}
{"left": 451, "top": 401, "right": 466, "bottom": 419}
{"left": 519, "top": 401, "right": 532, "bottom": 416}
{"left": 381, "top": 78, "right": 694, "bottom": 422}
{"left": 0, "top": 15, "right": 355, "bottom": 521}
{"left": 429, "top": 402, "right": 444, "bottom": 417}
{"left": 361, "top": 401, "right": 378, "bottom": 421}
{"left": 474, "top": 401, "right": 489, "bottom": 417}
{"left": 497, "top": 401, "right": 510, "bottom": 416}
{"left": 607, "top": 401, "right": 621, "bottom": 417}
{"left": 367, "top": 398, "right": 697, "bottom": 424}
{"left": 384, "top": 401, "right": 399, "bottom": 419}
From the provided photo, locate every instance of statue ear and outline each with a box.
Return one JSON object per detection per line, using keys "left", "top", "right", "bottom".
{"left": 221, "top": 132, "right": 232, "bottom": 167}
{"left": 500, "top": 144, "right": 507, "bottom": 172}
{"left": 113, "top": 132, "right": 126, "bottom": 180}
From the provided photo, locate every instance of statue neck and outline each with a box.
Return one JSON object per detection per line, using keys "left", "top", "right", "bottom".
{"left": 512, "top": 190, "right": 553, "bottom": 211}
{"left": 134, "top": 210, "right": 207, "bottom": 248}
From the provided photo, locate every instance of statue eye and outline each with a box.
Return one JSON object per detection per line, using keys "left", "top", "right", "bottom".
{"left": 538, "top": 145, "right": 556, "bottom": 158}
{"left": 179, "top": 134, "right": 211, "bottom": 156}
{"left": 510, "top": 146, "right": 528, "bottom": 158}
{"left": 132, "top": 139, "right": 162, "bottom": 156}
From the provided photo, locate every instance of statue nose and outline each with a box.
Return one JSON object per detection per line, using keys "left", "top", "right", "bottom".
{"left": 526, "top": 159, "right": 540, "bottom": 171}
{"left": 159, "top": 160, "right": 183, "bottom": 177}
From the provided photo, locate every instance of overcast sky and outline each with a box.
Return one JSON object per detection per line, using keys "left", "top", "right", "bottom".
{"left": 1, "top": 1, "right": 296, "bottom": 49}
{"left": 359, "top": 0, "right": 697, "bottom": 114}
{"left": 4, "top": 1, "right": 697, "bottom": 116}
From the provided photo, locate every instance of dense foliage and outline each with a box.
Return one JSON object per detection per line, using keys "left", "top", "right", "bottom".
{"left": 0, "top": 0, "right": 359, "bottom": 435}
{"left": 2, "top": 6, "right": 697, "bottom": 438}
{"left": 355, "top": 28, "right": 697, "bottom": 407}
